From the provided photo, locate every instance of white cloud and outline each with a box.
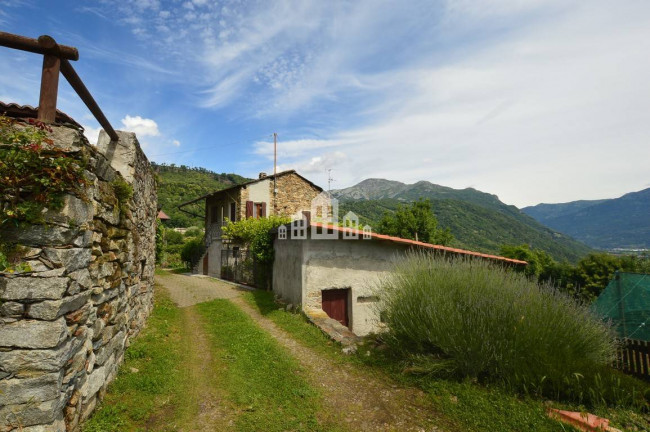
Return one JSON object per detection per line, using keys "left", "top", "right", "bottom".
{"left": 172, "top": 139, "right": 181, "bottom": 147}
{"left": 62, "top": 0, "right": 650, "bottom": 206}
{"left": 262, "top": 1, "right": 650, "bottom": 206}
{"left": 120, "top": 115, "right": 160, "bottom": 137}
{"left": 82, "top": 125, "right": 102, "bottom": 145}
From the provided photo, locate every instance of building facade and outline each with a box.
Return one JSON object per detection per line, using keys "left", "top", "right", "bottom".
{"left": 179, "top": 170, "right": 322, "bottom": 277}
{"left": 273, "top": 224, "right": 528, "bottom": 336}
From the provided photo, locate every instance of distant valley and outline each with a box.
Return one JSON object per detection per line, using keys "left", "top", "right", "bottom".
{"left": 522, "top": 187, "right": 650, "bottom": 250}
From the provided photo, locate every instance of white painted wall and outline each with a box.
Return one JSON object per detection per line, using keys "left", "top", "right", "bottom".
{"left": 248, "top": 179, "right": 270, "bottom": 204}
{"left": 273, "top": 237, "right": 409, "bottom": 336}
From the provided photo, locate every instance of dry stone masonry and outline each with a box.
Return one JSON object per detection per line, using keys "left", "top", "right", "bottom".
{"left": 0, "top": 125, "right": 156, "bottom": 431}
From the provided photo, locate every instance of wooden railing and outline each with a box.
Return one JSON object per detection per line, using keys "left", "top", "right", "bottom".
{"left": 0, "top": 31, "right": 118, "bottom": 141}
{"left": 613, "top": 338, "right": 650, "bottom": 380}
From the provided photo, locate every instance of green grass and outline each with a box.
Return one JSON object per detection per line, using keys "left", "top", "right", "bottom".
{"left": 83, "top": 287, "right": 186, "bottom": 431}
{"left": 242, "top": 290, "right": 346, "bottom": 360}
{"left": 196, "top": 299, "right": 345, "bottom": 432}
{"left": 243, "top": 289, "right": 650, "bottom": 432}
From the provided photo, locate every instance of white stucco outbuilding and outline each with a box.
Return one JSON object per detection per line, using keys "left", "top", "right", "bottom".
{"left": 272, "top": 223, "right": 528, "bottom": 336}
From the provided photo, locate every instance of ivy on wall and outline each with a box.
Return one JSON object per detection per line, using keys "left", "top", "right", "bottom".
{"left": 0, "top": 116, "right": 88, "bottom": 226}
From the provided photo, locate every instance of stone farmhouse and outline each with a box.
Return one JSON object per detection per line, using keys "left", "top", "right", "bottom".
{"left": 178, "top": 170, "right": 322, "bottom": 278}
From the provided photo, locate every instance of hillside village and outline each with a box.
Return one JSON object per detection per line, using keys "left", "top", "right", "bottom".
{"left": 2, "top": 6, "right": 650, "bottom": 432}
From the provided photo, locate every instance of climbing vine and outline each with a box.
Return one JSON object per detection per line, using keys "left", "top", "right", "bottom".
{"left": 0, "top": 115, "right": 88, "bottom": 226}
{"left": 222, "top": 215, "right": 290, "bottom": 264}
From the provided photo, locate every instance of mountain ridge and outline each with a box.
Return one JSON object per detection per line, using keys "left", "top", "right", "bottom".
{"left": 333, "top": 178, "right": 593, "bottom": 262}
{"left": 522, "top": 187, "right": 650, "bottom": 249}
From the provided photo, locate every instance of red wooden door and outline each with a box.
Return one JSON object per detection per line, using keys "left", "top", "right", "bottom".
{"left": 322, "top": 289, "right": 349, "bottom": 327}
{"left": 203, "top": 253, "right": 209, "bottom": 275}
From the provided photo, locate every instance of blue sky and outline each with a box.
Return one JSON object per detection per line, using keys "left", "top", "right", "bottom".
{"left": 1, "top": 0, "right": 649, "bottom": 207}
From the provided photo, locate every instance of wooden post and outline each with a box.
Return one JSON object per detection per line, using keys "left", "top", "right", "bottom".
{"left": 37, "top": 36, "right": 61, "bottom": 123}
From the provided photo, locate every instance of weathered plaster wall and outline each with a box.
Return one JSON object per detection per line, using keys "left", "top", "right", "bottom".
{"left": 247, "top": 179, "right": 270, "bottom": 205}
{"left": 272, "top": 238, "right": 304, "bottom": 306}
{"left": 198, "top": 239, "right": 223, "bottom": 278}
{"left": 0, "top": 126, "right": 156, "bottom": 431}
{"left": 273, "top": 236, "right": 408, "bottom": 336}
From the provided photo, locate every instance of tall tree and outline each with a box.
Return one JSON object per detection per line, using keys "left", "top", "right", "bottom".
{"left": 377, "top": 199, "right": 453, "bottom": 245}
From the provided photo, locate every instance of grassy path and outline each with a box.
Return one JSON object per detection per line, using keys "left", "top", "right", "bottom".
{"left": 230, "top": 295, "right": 443, "bottom": 431}
{"left": 88, "top": 272, "right": 609, "bottom": 431}
{"left": 178, "top": 305, "right": 233, "bottom": 430}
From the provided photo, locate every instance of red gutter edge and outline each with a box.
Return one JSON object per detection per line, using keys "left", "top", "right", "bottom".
{"left": 310, "top": 222, "right": 528, "bottom": 266}
{"left": 547, "top": 409, "right": 620, "bottom": 432}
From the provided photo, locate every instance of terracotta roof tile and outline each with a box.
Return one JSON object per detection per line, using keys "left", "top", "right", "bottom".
{"left": 310, "top": 222, "right": 528, "bottom": 266}
{"left": 0, "top": 101, "right": 82, "bottom": 129}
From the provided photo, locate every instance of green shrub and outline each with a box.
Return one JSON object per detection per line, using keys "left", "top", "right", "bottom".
{"left": 378, "top": 253, "right": 648, "bottom": 407}
{"left": 165, "top": 229, "right": 185, "bottom": 245}
{"left": 184, "top": 226, "right": 203, "bottom": 238}
{"left": 180, "top": 238, "right": 205, "bottom": 269}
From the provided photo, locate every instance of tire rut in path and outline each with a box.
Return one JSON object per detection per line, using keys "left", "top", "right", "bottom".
{"left": 230, "top": 296, "right": 443, "bottom": 432}
{"left": 177, "top": 305, "right": 235, "bottom": 431}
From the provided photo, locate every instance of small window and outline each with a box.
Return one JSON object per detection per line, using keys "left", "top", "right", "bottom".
{"left": 357, "top": 295, "right": 379, "bottom": 303}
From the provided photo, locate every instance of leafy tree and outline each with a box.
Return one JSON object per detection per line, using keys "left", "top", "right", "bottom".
{"left": 500, "top": 244, "right": 554, "bottom": 278}
{"left": 180, "top": 238, "right": 205, "bottom": 269}
{"left": 184, "top": 227, "right": 204, "bottom": 238}
{"left": 165, "top": 229, "right": 185, "bottom": 245}
{"left": 500, "top": 245, "right": 650, "bottom": 303}
{"left": 377, "top": 199, "right": 453, "bottom": 245}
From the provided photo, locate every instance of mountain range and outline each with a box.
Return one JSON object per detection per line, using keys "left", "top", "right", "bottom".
{"left": 156, "top": 164, "right": 647, "bottom": 261}
{"left": 332, "top": 179, "right": 593, "bottom": 262}
{"left": 522, "top": 187, "right": 650, "bottom": 250}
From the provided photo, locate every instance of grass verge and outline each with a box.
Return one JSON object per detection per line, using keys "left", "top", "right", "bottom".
{"left": 83, "top": 286, "right": 186, "bottom": 431}
{"left": 243, "top": 290, "right": 649, "bottom": 432}
{"left": 196, "top": 299, "right": 345, "bottom": 432}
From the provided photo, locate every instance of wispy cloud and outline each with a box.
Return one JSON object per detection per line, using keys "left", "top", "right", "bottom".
{"left": 249, "top": 0, "right": 650, "bottom": 206}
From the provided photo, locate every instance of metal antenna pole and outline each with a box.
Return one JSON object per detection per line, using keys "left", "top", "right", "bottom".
{"left": 273, "top": 132, "right": 278, "bottom": 214}
{"left": 327, "top": 169, "right": 335, "bottom": 193}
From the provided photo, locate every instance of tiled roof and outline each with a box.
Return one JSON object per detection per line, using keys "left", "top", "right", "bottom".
{"left": 310, "top": 222, "right": 528, "bottom": 266}
{"left": 157, "top": 210, "right": 171, "bottom": 220}
{"left": 0, "top": 101, "right": 82, "bottom": 128}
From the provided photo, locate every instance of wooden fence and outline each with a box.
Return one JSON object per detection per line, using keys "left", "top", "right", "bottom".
{"left": 613, "top": 338, "right": 650, "bottom": 380}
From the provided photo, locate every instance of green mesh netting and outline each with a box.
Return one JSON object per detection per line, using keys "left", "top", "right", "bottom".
{"left": 593, "top": 272, "right": 650, "bottom": 341}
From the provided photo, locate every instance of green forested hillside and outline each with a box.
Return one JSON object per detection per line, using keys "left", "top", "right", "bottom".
{"left": 523, "top": 188, "right": 650, "bottom": 249}
{"left": 340, "top": 198, "right": 593, "bottom": 263}
{"left": 154, "top": 163, "right": 250, "bottom": 227}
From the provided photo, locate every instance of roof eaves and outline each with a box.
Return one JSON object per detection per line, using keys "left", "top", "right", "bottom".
{"left": 310, "top": 222, "right": 528, "bottom": 266}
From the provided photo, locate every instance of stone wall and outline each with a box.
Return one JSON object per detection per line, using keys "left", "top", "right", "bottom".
{"left": 272, "top": 173, "right": 322, "bottom": 217}
{"left": 0, "top": 126, "right": 156, "bottom": 431}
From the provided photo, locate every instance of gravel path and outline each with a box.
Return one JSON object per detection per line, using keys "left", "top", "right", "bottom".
{"left": 156, "top": 272, "right": 444, "bottom": 432}
{"left": 157, "top": 272, "right": 242, "bottom": 307}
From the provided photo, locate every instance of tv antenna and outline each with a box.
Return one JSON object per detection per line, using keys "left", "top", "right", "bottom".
{"left": 327, "top": 169, "right": 335, "bottom": 193}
